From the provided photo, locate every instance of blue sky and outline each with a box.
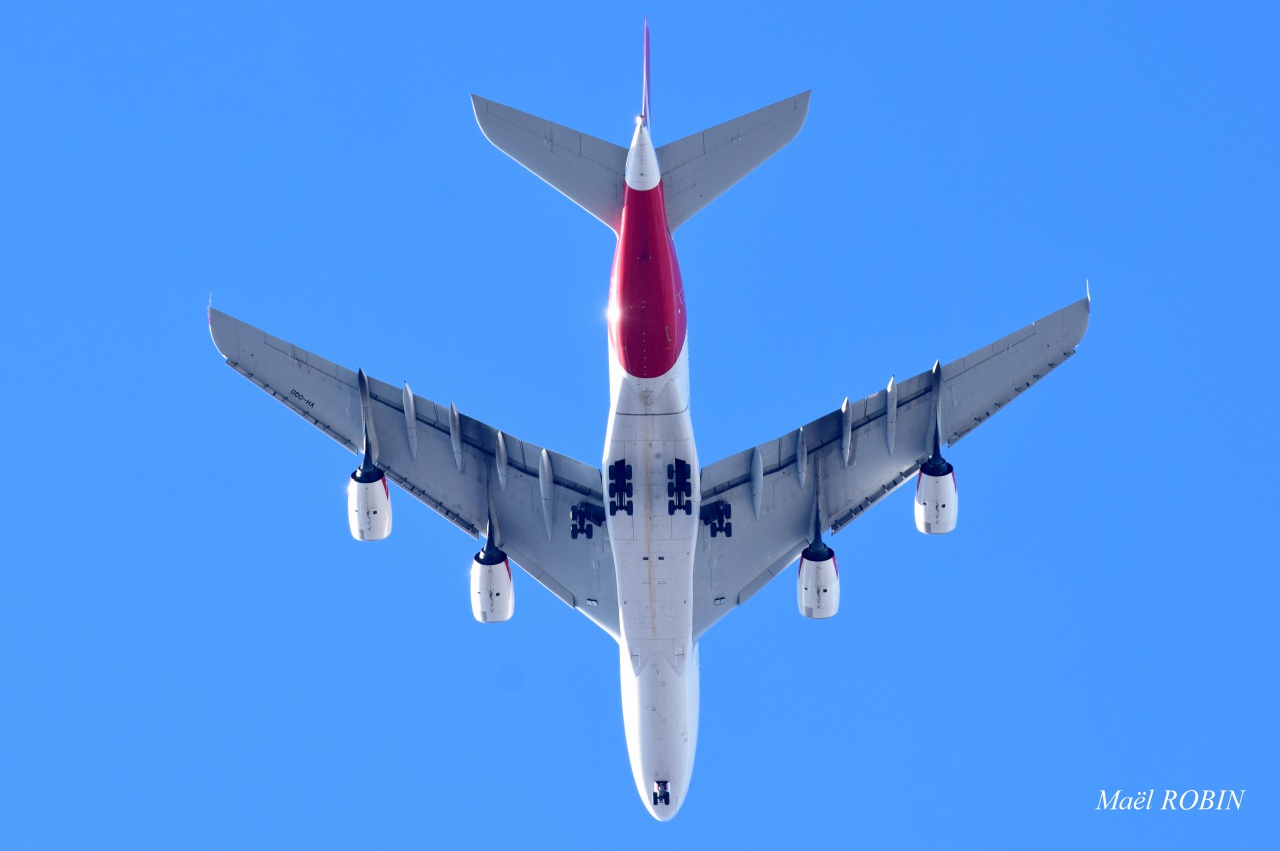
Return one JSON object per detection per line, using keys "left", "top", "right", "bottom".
{"left": 2, "top": 1, "right": 1276, "bottom": 847}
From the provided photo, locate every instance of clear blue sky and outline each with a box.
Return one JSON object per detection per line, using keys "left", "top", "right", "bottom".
{"left": 2, "top": 2, "right": 1275, "bottom": 848}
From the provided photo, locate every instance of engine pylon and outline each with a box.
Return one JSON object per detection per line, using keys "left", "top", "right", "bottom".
{"left": 914, "top": 362, "right": 958, "bottom": 535}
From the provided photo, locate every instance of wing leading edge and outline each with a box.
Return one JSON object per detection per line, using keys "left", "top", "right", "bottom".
{"left": 208, "top": 308, "right": 621, "bottom": 639}
{"left": 693, "top": 294, "right": 1090, "bottom": 638}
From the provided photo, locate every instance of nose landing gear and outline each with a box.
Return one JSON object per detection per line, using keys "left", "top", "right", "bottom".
{"left": 651, "top": 780, "right": 671, "bottom": 806}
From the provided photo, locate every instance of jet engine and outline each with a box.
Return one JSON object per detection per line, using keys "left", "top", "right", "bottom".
{"left": 914, "top": 456, "right": 958, "bottom": 536}
{"left": 797, "top": 545, "right": 839, "bottom": 619}
{"left": 470, "top": 543, "right": 514, "bottom": 623}
{"left": 347, "top": 467, "right": 392, "bottom": 541}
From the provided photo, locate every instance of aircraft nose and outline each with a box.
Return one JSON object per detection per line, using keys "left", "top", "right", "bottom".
{"left": 642, "top": 783, "right": 683, "bottom": 821}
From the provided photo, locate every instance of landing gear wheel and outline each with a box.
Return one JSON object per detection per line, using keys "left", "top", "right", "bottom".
{"left": 684, "top": 501, "right": 693, "bottom": 516}
{"left": 584, "top": 524, "right": 593, "bottom": 539}
{"left": 625, "top": 502, "right": 633, "bottom": 516}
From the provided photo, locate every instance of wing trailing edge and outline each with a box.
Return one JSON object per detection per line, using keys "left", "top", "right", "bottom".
{"left": 657, "top": 91, "right": 810, "bottom": 232}
{"left": 471, "top": 95, "right": 628, "bottom": 233}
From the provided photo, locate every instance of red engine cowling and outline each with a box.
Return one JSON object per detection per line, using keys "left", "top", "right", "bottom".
{"left": 914, "top": 464, "right": 958, "bottom": 535}
{"left": 347, "top": 468, "right": 392, "bottom": 541}
{"left": 797, "top": 545, "right": 840, "bottom": 619}
{"left": 470, "top": 549, "right": 514, "bottom": 623}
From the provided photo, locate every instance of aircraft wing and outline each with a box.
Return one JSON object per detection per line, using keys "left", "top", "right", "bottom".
{"left": 692, "top": 295, "right": 1090, "bottom": 638}
{"left": 208, "top": 308, "right": 621, "bottom": 639}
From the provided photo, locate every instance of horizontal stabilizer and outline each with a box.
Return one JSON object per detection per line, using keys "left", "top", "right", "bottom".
{"left": 657, "top": 91, "right": 810, "bottom": 232}
{"left": 472, "top": 95, "right": 628, "bottom": 232}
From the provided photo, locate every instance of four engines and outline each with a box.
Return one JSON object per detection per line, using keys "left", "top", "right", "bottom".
{"left": 347, "top": 467, "right": 392, "bottom": 541}
{"left": 344, "top": 445, "right": 956, "bottom": 624}
{"left": 470, "top": 547, "right": 515, "bottom": 623}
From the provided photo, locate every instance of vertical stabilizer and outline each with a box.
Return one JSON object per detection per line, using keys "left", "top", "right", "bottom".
{"left": 641, "top": 19, "right": 651, "bottom": 128}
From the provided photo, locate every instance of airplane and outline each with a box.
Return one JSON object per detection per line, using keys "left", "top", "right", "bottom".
{"left": 208, "top": 24, "right": 1089, "bottom": 821}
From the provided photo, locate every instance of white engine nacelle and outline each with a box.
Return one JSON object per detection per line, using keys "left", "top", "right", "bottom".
{"left": 470, "top": 551, "right": 514, "bottom": 623}
{"left": 797, "top": 546, "right": 840, "bottom": 619}
{"left": 347, "top": 469, "right": 392, "bottom": 541}
{"left": 914, "top": 466, "right": 958, "bottom": 535}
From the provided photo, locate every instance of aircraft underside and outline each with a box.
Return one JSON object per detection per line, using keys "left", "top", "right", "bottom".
{"left": 209, "top": 22, "right": 1089, "bottom": 822}
{"left": 606, "top": 335, "right": 700, "bottom": 818}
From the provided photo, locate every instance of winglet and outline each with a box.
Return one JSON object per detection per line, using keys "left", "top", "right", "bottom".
{"left": 640, "top": 19, "right": 651, "bottom": 128}
{"left": 1085, "top": 279, "right": 1092, "bottom": 312}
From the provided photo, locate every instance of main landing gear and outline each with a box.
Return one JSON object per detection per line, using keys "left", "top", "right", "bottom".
{"left": 652, "top": 780, "right": 671, "bottom": 806}
{"left": 667, "top": 459, "right": 692, "bottom": 516}
{"left": 608, "top": 459, "right": 633, "bottom": 516}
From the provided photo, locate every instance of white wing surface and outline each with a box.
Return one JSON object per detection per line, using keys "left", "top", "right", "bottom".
{"left": 693, "top": 295, "right": 1090, "bottom": 638}
{"left": 470, "top": 92, "right": 810, "bottom": 236}
{"left": 471, "top": 95, "right": 628, "bottom": 233}
{"left": 657, "top": 91, "right": 810, "bottom": 232}
{"left": 209, "top": 308, "right": 621, "bottom": 639}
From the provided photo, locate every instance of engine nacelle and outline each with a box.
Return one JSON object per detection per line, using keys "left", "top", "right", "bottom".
{"left": 470, "top": 549, "right": 514, "bottom": 623}
{"left": 797, "top": 545, "right": 840, "bottom": 619}
{"left": 347, "top": 468, "right": 392, "bottom": 541}
{"left": 914, "top": 463, "right": 958, "bottom": 535}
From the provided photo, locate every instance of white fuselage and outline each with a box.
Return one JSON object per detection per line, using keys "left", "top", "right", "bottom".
{"left": 604, "top": 340, "right": 699, "bottom": 821}
{"left": 602, "top": 120, "right": 700, "bottom": 820}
